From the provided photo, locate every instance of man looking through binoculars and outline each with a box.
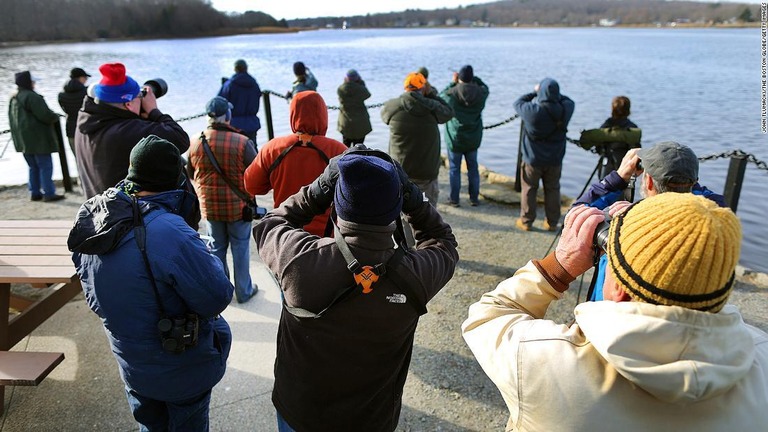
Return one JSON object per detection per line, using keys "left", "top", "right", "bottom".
{"left": 75, "top": 62, "right": 189, "bottom": 199}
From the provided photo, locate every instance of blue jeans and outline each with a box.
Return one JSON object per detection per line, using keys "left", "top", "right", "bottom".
{"left": 448, "top": 149, "right": 479, "bottom": 204}
{"left": 276, "top": 410, "right": 297, "bottom": 432}
{"left": 206, "top": 219, "right": 254, "bottom": 303}
{"left": 125, "top": 387, "right": 212, "bottom": 432}
{"left": 23, "top": 153, "right": 56, "bottom": 198}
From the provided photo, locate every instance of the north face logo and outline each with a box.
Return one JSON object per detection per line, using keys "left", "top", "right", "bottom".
{"left": 386, "top": 294, "right": 406, "bottom": 304}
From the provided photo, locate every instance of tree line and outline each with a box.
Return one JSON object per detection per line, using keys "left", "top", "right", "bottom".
{"left": 0, "top": 0, "right": 285, "bottom": 43}
{"left": 288, "top": 0, "right": 759, "bottom": 28}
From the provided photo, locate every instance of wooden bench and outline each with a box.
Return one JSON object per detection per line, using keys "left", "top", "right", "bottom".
{"left": 0, "top": 220, "right": 80, "bottom": 415}
{"left": 0, "top": 351, "right": 64, "bottom": 386}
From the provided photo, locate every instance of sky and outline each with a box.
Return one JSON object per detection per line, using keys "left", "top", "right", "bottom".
{"left": 210, "top": 0, "right": 765, "bottom": 20}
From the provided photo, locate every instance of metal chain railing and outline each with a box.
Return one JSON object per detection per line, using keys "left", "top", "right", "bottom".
{"left": 697, "top": 149, "right": 768, "bottom": 172}
{"left": 483, "top": 114, "right": 519, "bottom": 130}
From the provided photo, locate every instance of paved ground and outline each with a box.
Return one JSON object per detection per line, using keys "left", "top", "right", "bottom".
{"left": 1, "top": 167, "right": 766, "bottom": 432}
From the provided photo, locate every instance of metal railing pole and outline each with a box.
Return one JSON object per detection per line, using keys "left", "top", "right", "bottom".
{"left": 514, "top": 120, "right": 524, "bottom": 192}
{"left": 723, "top": 155, "right": 747, "bottom": 213}
{"left": 262, "top": 91, "right": 274, "bottom": 141}
{"left": 54, "top": 118, "right": 73, "bottom": 192}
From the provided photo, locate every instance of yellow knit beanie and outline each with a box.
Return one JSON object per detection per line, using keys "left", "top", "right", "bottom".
{"left": 607, "top": 193, "right": 741, "bottom": 312}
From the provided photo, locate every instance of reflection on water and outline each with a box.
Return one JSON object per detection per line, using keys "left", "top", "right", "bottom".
{"left": 0, "top": 28, "right": 765, "bottom": 271}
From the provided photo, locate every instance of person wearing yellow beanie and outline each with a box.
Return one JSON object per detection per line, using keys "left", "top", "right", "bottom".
{"left": 463, "top": 194, "right": 768, "bottom": 431}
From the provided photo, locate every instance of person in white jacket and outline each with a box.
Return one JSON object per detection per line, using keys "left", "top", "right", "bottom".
{"left": 462, "top": 193, "right": 768, "bottom": 432}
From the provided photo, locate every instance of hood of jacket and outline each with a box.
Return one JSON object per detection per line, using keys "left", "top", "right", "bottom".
{"left": 398, "top": 91, "right": 435, "bottom": 117}
{"left": 290, "top": 91, "right": 328, "bottom": 135}
{"left": 536, "top": 77, "right": 561, "bottom": 103}
{"left": 63, "top": 79, "right": 86, "bottom": 94}
{"left": 228, "top": 72, "right": 257, "bottom": 89}
{"left": 452, "top": 81, "right": 485, "bottom": 106}
{"left": 77, "top": 96, "right": 139, "bottom": 136}
{"left": 575, "top": 301, "right": 755, "bottom": 404}
{"left": 68, "top": 188, "right": 196, "bottom": 255}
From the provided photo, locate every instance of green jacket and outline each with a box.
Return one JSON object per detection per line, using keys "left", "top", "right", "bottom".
{"left": 8, "top": 88, "right": 60, "bottom": 154}
{"left": 440, "top": 77, "right": 489, "bottom": 153}
{"left": 337, "top": 80, "right": 372, "bottom": 139}
{"left": 381, "top": 91, "right": 453, "bottom": 180}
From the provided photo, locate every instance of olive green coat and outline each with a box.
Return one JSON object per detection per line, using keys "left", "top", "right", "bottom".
{"left": 8, "top": 88, "right": 60, "bottom": 154}
{"left": 336, "top": 80, "right": 372, "bottom": 139}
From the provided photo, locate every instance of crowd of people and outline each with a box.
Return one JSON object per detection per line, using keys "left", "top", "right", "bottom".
{"left": 6, "top": 60, "right": 767, "bottom": 431}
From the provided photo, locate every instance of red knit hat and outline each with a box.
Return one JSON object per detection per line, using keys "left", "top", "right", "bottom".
{"left": 93, "top": 63, "right": 140, "bottom": 103}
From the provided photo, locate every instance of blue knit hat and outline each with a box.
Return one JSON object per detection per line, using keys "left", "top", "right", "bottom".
{"left": 346, "top": 69, "right": 361, "bottom": 81}
{"left": 334, "top": 154, "right": 403, "bottom": 226}
{"left": 93, "top": 63, "right": 141, "bottom": 103}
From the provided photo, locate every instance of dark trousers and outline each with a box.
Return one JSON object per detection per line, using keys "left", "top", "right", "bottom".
{"left": 125, "top": 387, "right": 212, "bottom": 432}
{"left": 342, "top": 136, "right": 365, "bottom": 147}
{"left": 520, "top": 162, "right": 561, "bottom": 226}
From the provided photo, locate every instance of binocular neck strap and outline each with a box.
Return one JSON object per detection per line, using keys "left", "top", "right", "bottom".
{"left": 131, "top": 197, "right": 168, "bottom": 318}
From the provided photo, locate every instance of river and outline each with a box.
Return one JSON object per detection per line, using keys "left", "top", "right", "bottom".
{"left": 1, "top": 27, "right": 765, "bottom": 272}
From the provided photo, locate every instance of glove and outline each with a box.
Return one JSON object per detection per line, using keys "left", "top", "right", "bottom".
{"left": 308, "top": 155, "right": 341, "bottom": 211}
{"left": 394, "top": 161, "right": 425, "bottom": 214}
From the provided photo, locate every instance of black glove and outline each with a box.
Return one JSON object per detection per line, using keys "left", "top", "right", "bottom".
{"left": 394, "top": 161, "right": 424, "bottom": 214}
{"left": 308, "top": 156, "right": 341, "bottom": 211}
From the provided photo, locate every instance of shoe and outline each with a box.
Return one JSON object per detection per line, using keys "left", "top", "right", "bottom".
{"left": 42, "top": 194, "right": 65, "bottom": 202}
{"left": 30, "top": 195, "right": 43, "bottom": 201}
{"left": 543, "top": 221, "right": 557, "bottom": 232}
{"left": 516, "top": 219, "right": 531, "bottom": 232}
{"left": 470, "top": 200, "right": 480, "bottom": 207}
{"left": 446, "top": 200, "right": 460, "bottom": 208}
{"left": 237, "top": 285, "right": 259, "bottom": 304}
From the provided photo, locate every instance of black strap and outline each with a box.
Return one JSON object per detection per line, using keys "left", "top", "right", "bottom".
{"left": 267, "top": 139, "right": 331, "bottom": 175}
{"left": 131, "top": 197, "right": 167, "bottom": 317}
{"left": 199, "top": 132, "right": 255, "bottom": 206}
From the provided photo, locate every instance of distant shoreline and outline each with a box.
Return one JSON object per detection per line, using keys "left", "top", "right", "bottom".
{"left": 0, "top": 22, "right": 758, "bottom": 48}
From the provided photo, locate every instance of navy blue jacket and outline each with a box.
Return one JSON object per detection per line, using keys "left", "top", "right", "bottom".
{"left": 70, "top": 188, "right": 233, "bottom": 401}
{"left": 219, "top": 72, "right": 262, "bottom": 135}
{"left": 513, "top": 78, "right": 575, "bottom": 166}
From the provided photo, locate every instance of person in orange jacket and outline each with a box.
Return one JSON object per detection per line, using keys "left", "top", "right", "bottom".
{"left": 244, "top": 91, "right": 346, "bottom": 236}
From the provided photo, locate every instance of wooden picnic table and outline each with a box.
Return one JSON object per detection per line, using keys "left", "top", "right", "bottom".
{"left": 0, "top": 219, "right": 81, "bottom": 415}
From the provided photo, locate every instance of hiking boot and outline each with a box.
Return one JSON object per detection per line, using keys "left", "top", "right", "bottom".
{"left": 43, "top": 194, "right": 65, "bottom": 202}
{"left": 543, "top": 220, "right": 558, "bottom": 232}
{"left": 237, "top": 284, "right": 259, "bottom": 304}
{"left": 30, "top": 194, "right": 43, "bottom": 201}
{"left": 516, "top": 219, "right": 531, "bottom": 232}
{"left": 470, "top": 200, "right": 480, "bottom": 207}
{"left": 446, "top": 200, "right": 460, "bottom": 208}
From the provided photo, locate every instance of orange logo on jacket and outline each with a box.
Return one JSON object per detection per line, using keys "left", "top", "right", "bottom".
{"left": 354, "top": 266, "right": 379, "bottom": 294}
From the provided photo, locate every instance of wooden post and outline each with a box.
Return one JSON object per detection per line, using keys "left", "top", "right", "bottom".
{"left": 262, "top": 91, "right": 274, "bottom": 141}
{"left": 514, "top": 120, "right": 524, "bottom": 192}
{"left": 723, "top": 155, "right": 747, "bottom": 213}
{"left": 53, "top": 118, "right": 73, "bottom": 192}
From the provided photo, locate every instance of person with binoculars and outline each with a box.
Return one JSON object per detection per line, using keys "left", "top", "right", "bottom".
{"left": 253, "top": 145, "right": 459, "bottom": 432}
{"left": 75, "top": 62, "right": 189, "bottom": 199}
{"left": 69, "top": 136, "right": 234, "bottom": 432}
{"left": 462, "top": 189, "right": 768, "bottom": 431}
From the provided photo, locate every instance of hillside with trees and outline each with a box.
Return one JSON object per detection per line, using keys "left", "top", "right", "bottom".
{"left": 0, "top": 0, "right": 286, "bottom": 43}
{"left": 288, "top": 0, "right": 759, "bottom": 28}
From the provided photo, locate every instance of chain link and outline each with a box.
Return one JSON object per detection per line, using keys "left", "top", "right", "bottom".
{"left": 698, "top": 149, "right": 768, "bottom": 172}
{"left": 0, "top": 129, "right": 9, "bottom": 136}
{"left": 175, "top": 112, "right": 207, "bottom": 123}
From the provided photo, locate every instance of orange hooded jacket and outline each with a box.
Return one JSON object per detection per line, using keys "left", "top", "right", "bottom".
{"left": 244, "top": 91, "right": 347, "bottom": 236}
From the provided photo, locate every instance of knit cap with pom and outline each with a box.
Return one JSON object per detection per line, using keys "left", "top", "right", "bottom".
{"left": 607, "top": 193, "right": 741, "bottom": 313}
{"left": 93, "top": 63, "right": 141, "bottom": 103}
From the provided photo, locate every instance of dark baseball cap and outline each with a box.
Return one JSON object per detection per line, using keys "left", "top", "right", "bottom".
{"left": 206, "top": 96, "right": 233, "bottom": 118}
{"left": 639, "top": 141, "right": 698, "bottom": 184}
{"left": 70, "top": 67, "right": 91, "bottom": 79}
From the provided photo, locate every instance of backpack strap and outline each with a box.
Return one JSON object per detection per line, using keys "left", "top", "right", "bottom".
{"left": 199, "top": 132, "right": 255, "bottom": 207}
{"left": 267, "top": 134, "right": 331, "bottom": 175}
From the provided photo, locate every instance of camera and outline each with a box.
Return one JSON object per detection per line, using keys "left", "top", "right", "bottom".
{"left": 141, "top": 78, "right": 168, "bottom": 98}
{"left": 242, "top": 204, "right": 267, "bottom": 221}
{"left": 157, "top": 313, "right": 199, "bottom": 353}
{"left": 593, "top": 209, "right": 612, "bottom": 252}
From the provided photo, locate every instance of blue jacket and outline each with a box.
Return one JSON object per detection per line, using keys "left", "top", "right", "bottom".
{"left": 513, "top": 78, "right": 575, "bottom": 166}
{"left": 219, "top": 72, "right": 262, "bottom": 135}
{"left": 70, "top": 188, "right": 233, "bottom": 401}
{"left": 574, "top": 171, "right": 727, "bottom": 301}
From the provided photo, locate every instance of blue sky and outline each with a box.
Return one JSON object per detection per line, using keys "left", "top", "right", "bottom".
{"left": 210, "top": 0, "right": 764, "bottom": 20}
